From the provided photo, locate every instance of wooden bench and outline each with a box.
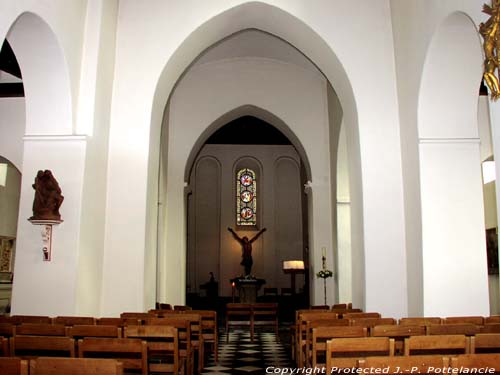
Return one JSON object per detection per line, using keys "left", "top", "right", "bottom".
{"left": 125, "top": 325, "right": 180, "bottom": 375}
{"left": 404, "top": 334, "right": 469, "bottom": 356}
{"left": 68, "top": 325, "right": 123, "bottom": 339}
{"left": 444, "top": 316, "right": 484, "bottom": 326}
{"left": 78, "top": 337, "right": 148, "bottom": 375}
{"left": 10, "top": 316, "right": 52, "bottom": 325}
{"left": 145, "top": 317, "right": 193, "bottom": 375}
{"left": 470, "top": 333, "right": 500, "bottom": 353}
{"left": 325, "top": 337, "right": 395, "bottom": 371}
{"left": 371, "top": 324, "right": 426, "bottom": 354}
{"left": 190, "top": 310, "right": 218, "bottom": 362}
{"left": 225, "top": 303, "right": 252, "bottom": 342}
{"left": 53, "top": 316, "right": 96, "bottom": 326}
{"left": 0, "top": 357, "right": 28, "bottom": 375}
{"left": 15, "top": 323, "right": 67, "bottom": 337}
{"left": 358, "top": 355, "right": 449, "bottom": 373}
{"left": 30, "top": 357, "right": 123, "bottom": 375}
{"left": 399, "top": 317, "right": 442, "bottom": 326}
{"left": 450, "top": 354, "right": 500, "bottom": 372}
{"left": 10, "top": 336, "right": 75, "bottom": 358}
{"left": 427, "top": 323, "right": 479, "bottom": 336}
{"left": 310, "top": 326, "right": 367, "bottom": 368}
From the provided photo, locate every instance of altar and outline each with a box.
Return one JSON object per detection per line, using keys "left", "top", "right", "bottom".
{"left": 231, "top": 277, "right": 265, "bottom": 303}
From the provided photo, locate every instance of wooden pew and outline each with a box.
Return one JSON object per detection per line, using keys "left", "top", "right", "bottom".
{"left": 450, "top": 354, "right": 500, "bottom": 372}
{"left": 482, "top": 324, "right": 500, "bottom": 334}
{"left": 189, "top": 310, "right": 218, "bottom": 362}
{"left": 342, "top": 312, "right": 381, "bottom": 320}
{"left": 145, "top": 317, "right": 193, "bottom": 375}
{"left": 252, "top": 303, "right": 278, "bottom": 339}
{"left": 426, "top": 323, "right": 479, "bottom": 336}
{"left": 15, "top": 323, "right": 67, "bottom": 337}
{"left": 78, "top": 337, "right": 148, "bottom": 375}
{"left": 10, "top": 316, "right": 52, "bottom": 325}
{"left": 404, "top": 334, "right": 469, "bottom": 356}
{"left": 484, "top": 316, "right": 500, "bottom": 324}
{"left": 399, "top": 317, "right": 442, "bottom": 326}
{"left": 30, "top": 357, "right": 123, "bottom": 375}
{"left": 310, "top": 326, "right": 367, "bottom": 368}
{"left": 0, "top": 336, "right": 8, "bottom": 356}
{"left": 371, "top": 324, "right": 426, "bottom": 354}
{"left": 358, "top": 355, "right": 449, "bottom": 374}
{"left": 68, "top": 325, "right": 122, "bottom": 339}
{"left": 0, "top": 357, "right": 28, "bottom": 375}
{"left": 444, "top": 316, "right": 484, "bottom": 326}
{"left": 53, "top": 316, "right": 96, "bottom": 326}
{"left": 295, "top": 311, "right": 339, "bottom": 362}
{"left": 125, "top": 325, "right": 180, "bottom": 375}
{"left": 10, "top": 336, "right": 75, "bottom": 358}
{"left": 325, "top": 337, "right": 395, "bottom": 371}
{"left": 470, "top": 333, "right": 500, "bottom": 353}
{"left": 225, "top": 303, "right": 252, "bottom": 342}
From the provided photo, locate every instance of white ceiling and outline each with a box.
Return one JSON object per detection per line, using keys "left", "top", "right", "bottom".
{"left": 194, "top": 29, "right": 321, "bottom": 75}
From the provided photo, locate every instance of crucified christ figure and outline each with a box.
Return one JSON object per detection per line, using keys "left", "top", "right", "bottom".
{"left": 228, "top": 227, "right": 266, "bottom": 276}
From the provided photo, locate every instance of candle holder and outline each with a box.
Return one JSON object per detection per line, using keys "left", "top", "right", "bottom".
{"left": 316, "top": 255, "right": 333, "bottom": 305}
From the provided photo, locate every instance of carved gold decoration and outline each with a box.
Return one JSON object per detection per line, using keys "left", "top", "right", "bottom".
{"left": 480, "top": 0, "right": 500, "bottom": 100}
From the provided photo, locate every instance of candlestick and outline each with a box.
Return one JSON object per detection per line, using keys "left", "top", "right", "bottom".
{"left": 322, "top": 247, "right": 326, "bottom": 257}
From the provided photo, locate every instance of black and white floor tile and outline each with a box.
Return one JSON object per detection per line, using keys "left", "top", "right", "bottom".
{"left": 202, "top": 329, "right": 293, "bottom": 374}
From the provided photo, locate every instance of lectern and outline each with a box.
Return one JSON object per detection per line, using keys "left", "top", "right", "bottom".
{"left": 283, "top": 260, "right": 305, "bottom": 294}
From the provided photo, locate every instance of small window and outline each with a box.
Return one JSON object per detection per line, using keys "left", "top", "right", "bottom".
{"left": 236, "top": 168, "right": 257, "bottom": 226}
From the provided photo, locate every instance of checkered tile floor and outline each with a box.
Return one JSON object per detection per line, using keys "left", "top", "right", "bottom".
{"left": 202, "top": 329, "right": 293, "bottom": 374}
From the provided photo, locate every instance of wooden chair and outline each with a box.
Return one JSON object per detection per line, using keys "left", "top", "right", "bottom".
{"left": 358, "top": 355, "right": 449, "bottom": 373}
{"left": 0, "top": 323, "right": 15, "bottom": 338}
{"left": 310, "top": 326, "right": 367, "bottom": 368}
{"left": 444, "top": 316, "right": 484, "bottom": 326}
{"left": 450, "top": 354, "right": 500, "bottom": 372}
{"left": 145, "top": 317, "right": 193, "bottom": 375}
{"left": 68, "top": 325, "right": 122, "bottom": 339}
{"left": 484, "top": 316, "right": 500, "bottom": 325}
{"left": 53, "top": 316, "right": 96, "bottom": 326}
{"left": 470, "top": 333, "right": 500, "bottom": 353}
{"left": 427, "top": 323, "right": 479, "bottom": 336}
{"left": 30, "top": 357, "right": 123, "bottom": 375}
{"left": 349, "top": 318, "right": 396, "bottom": 329}
{"left": 371, "top": 324, "right": 426, "bottom": 354}
{"left": 0, "top": 336, "right": 8, "bottom": 356}
{"left": 225, "top": 303, "right": 252, "bottom": 342}
{"left": 78, "top": 337, "right": 148, "bottom": 375}
{"left": 342, "top": 312, "right": 381, "bottom": 320}
{"left": 189, "top": 310, "right": 218, "bottom": 362}
{"left": 175, "top": 313, "right": 203, "bottom": 373}
{"left": 0, "top": 357, "right": 28, "bottom": 375}
{"left": 15, "top": 323, "right": 67, "bottom": 337}
{"left": 325, "top": 337, "right": 395, "bottom": 371}
{"left": 252, "top": 303, "right": 278, "bottom": 338}
{"left": 399, "top": 317, "right": 442, "bottom": 326}
{"left": 10, "top": 316, "right": 52, "bottom": 325}
{"left": 481, "top": 324, "right": 500, "bottom": 334}
{"left": 10, "top": 336, "right": 75, "bottom": 358}
{"left": 302, "top": 319, "right": 350, "bottom": 365}
{"left": 295, "top": 311, "right": 340, "bottom": 364}
{"left": 404, "top": 334, "right": 469, "bottom": 356}
{"left": 96, "top": 318, "right": 127, "bottom": 326}
{"left": 173, "top": 305, "right": 192, "bottom": 311}
{"left": 125, "top": 325, "right": 180, "bottom": 375}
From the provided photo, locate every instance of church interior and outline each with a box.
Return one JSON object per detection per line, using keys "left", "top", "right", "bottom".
{"left": 1, "top": 0, "right": 500, "bottom": 373}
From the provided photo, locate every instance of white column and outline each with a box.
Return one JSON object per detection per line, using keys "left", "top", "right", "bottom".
{"left": 419, "top": 138, "right": 489, "bottom": 316}
{"left": 11, "top": 136, "right": 86, "bottom": 316}
{"left": 305, "top": 180, "right": 336, "bottom": 306}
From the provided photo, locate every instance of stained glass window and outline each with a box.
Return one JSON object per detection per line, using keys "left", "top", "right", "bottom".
{"left": 236, "top": 168, "right": 257, "bottom": 226}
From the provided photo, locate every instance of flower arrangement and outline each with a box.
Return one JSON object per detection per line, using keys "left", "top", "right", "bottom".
{"left": 316, "top": 269, "right": 333, "bottom": 279}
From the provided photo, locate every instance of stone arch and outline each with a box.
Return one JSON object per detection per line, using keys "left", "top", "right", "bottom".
{"left": 184, "top": 105, "right": 312, "bottom": 183}
{"left": 148, "top": 1, "right": 363, "bottom": 308}
{"left": 5, "top": 12, "right": 73, "bottom": 135}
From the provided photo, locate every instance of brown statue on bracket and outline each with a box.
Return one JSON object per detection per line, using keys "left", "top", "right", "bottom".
{"left": 29, "top": 170, "right": 64, "bottom": 221}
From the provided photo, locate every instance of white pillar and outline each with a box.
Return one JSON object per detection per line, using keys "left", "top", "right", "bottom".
{"left": 419, "top": 139, "right": 489, "bottom": 316}
{"left": 11, "top": 136, "right": 86, "bottom": 316}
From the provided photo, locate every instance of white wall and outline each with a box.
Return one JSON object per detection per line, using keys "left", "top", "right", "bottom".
{"left": 0, "top": 98, "right": 25, "bottom": 170}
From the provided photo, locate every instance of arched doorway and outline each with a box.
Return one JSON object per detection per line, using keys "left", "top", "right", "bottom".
{"left": 185, "top": 114, "right": 310, "bottom": 310}
{"left": 154, "top": 23, "right": 357, "bottom": 309}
